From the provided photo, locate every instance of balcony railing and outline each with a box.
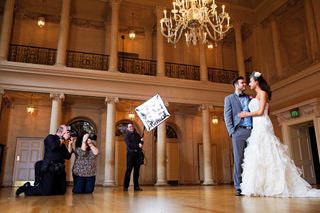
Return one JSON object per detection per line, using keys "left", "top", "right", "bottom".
{"left": 165, "top": 62, "right": 200, "bottom": 81}
{"left": 66, "top": 50, "right": 109, "bottom": 71}
{"left": 8, "top": 44, "right": 56, "bottom": 65}
{"left": 8, "top": 44, "right": 241, "bottom": 84}
{"left": 119, "top": 57, "right": 156, "bottom": 76}
{"left": 208, "top": 68, "right": 238, "bottom": 84}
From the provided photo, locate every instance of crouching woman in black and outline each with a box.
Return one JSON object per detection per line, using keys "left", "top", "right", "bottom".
{"left": 16, "top": 124, "right": 73, "bottom": 196}
{"left": 72, "top": 133, "right": 99, "bottom": 194}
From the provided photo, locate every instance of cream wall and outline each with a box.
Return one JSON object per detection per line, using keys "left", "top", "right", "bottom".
{"left": 1, "top": 101, "right": 52, "bottom": 186}
{"left": 11, "top": 18, "right": 59, "bottom": 48}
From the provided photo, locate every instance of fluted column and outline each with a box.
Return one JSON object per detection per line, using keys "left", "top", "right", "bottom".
{"left": 304, "top": 0, "right": 320, "bottom": 61}
{"left": 155, "top": 6, "right": 165, "bottom": 77}
{"left": 103, "top": 96, "right": 119, "bottom": 186}
{"left": 108, "top": 0, "right": 121, "bottom": 72}
{"left": 0, "top": 0, "right": 15, "bottom": 61}
{"left": 55, "top": 0, "right": 71, "bottom": 66}
{"left": 270, "top": 17, "right": 284, "bottom": 78}
{"left": 234, "top": 22, "right": 246, "bottom": 77}
{"left": 199, "top": 43, "right": 208, "bottom": 81}
{"left": 49, "top": 93, "right": 65, "bottom": 134}
{"left": 0, "top": 89, "right": 5, "bottom": 111}
{"left": 155, "top": 120, "right": 167, "bottom": 185}
{"left": 201, "top": 104, "right": 214, "bottom": 185}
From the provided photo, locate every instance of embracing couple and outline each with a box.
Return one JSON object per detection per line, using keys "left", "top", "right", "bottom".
{"left": 224, "top": 71, "right": 320, "bottom": 197}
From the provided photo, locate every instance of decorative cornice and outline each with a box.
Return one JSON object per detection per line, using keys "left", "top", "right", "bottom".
{"left": 18, "top": 10, "right": 106, "bottom": 30}
{"left": 272, "top": 98, "right": 320, "bottom": 125}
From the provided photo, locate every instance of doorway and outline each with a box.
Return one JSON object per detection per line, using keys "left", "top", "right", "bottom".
{"left": 13, "top": 137, "right": 44, "bottom": 186}
{"left": 289, "top": 122, "right": 320, "bottom": 184}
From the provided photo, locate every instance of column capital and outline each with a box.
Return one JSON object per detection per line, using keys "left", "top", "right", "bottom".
{"left": 109, "top": 0, "right": 121, "bottom": 6}
{"left": 200, "top": 104, "right": 213, "bottom": 111}
{"left": 0, "top": 88, "right": 5, "bottom": 95}
{"left": 105, "top": 96, "right": 119, "bottom": 104}
{"left": 154, "top": 6, "right": 166, "bottom": 18}
{"left": 50, "top": 92, "right": 65, "bottom": 101}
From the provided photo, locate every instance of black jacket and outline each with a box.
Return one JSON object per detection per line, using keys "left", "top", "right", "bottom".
{"left": 125, "top": 131, "right": 143, "bottom": 152}
{"left": 43, "top": 134, "right": 71, "bottom": 163}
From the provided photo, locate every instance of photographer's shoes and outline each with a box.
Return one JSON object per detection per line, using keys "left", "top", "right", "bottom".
{"left": 123, "top": 188, "right": 128, "bottom": 192}
{"left": 16, "top": 182, "right": 31, "bottom": 196}
{"left": 134, "top": 187, "right": 143, "bottom": 191}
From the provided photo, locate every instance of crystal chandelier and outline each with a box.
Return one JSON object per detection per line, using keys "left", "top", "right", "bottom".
{"left": 160, "top": 0, "right": 231, "bottom": 46}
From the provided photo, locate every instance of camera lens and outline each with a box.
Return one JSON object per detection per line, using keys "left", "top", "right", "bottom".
{"left": 88, "top": 133, "right": 97, "bottom": 141}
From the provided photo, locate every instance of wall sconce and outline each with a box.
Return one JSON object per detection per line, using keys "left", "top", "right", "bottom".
{"left": 37, "top": 16, "right": 45, "bottom": 28}
{"left": 128, "top": 112, "right": 135, "bottom": 120}
{"left": 212, "top": 116, "right": 219, "bottom": 124}
{"left": 129, "top": 29, "right": 136, "bottom": 40}
{"left": 27, "top": 105, "right": 35, "bottom": 114}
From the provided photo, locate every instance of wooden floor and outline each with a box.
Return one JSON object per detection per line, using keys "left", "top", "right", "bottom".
{"left": 1, "top": 185, "right": 320, "bottom": 213}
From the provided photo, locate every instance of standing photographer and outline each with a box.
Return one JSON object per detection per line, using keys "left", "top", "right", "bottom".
{"left": 72, "top": 132, "right": 99, "bottom": 194}
{"left": 16, "top": 124, "right": 73, "bottom": 196}
{"left": 123, "top": 123, "right": 144, "bottom": 192}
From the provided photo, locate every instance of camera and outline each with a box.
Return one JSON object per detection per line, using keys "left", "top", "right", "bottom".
{"left": 69, "top": 130, "right": 78, "bottom": 138}
{"left": 88, "top": 133, "right": 97, "bottom": 141}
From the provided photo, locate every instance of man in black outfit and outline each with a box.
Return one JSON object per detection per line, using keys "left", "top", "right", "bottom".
{"left": 16, "top": 124, "right": 73, "bottom": 196}
{"left": 123, "top": 123, "right": 144, "bottom": 192}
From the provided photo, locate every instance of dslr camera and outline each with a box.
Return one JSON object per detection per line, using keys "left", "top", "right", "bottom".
{"left": 88, "top": 133, "right": 97, "bottom": 141}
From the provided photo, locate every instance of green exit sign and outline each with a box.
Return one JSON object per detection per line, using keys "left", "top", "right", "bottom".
{"left": 290, "top": 108, "right": 300, "bottom": 118}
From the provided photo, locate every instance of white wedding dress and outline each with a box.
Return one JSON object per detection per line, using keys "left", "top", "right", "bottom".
{"left": 240, "top": 98, "right": 320, "bottom": 197}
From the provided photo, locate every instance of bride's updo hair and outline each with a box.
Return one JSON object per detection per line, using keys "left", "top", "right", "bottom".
{"left": 250, "top": 71, "right": 272, "bottom": 100}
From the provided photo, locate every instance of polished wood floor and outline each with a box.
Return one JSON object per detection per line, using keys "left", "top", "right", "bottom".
{"left": 1, "top": 185, "right": 320, "bottom": 213}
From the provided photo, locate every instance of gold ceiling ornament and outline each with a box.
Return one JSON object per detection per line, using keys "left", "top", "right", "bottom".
{"left": 160, "top": 0, "right": 232, "bottom": 46}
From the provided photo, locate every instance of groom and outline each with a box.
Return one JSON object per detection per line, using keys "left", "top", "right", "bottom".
{"left": 224, "top": 76, "right": 252, "bottom": 196}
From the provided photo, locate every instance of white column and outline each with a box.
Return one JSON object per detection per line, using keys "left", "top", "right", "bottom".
{"left": 270, "top": 17, "right": 284, "bottom": 78}
{"left": 144, "top": 30, "right": 153, "bottom": 60}
{"left": 0, "top": 89, "right": 5, "bottom": 111}
{"left": 108, "top": 0, "right": 121, "bottom": 72}
{"left": 55, "top": 0, "right": 71, "bottom": 66}
{"left": 155, "top": 120, "right": 168, "bottom": 185}
{"left": 234, "top": 22, "right": 246, "bottom": 78}
{"left": 304, "top": 0, "right": 320, "bottom": 61}
{"left": 0, "top": 0, "right": 15, "bottom": 61}
{"left": 49, "top": 93, "right": 65, "bottom": 134}
{"left": 103, "top": 96, "right": 119, "bottom": 186}
{"left": 155, "top": 6, "right": 165, "bottom": 77}
{"left": 201, "top": 104, "right": 214, "bottom": 185}
{"left": 199, "top": 43, "right": 208, "bottom": 81}
{"left": 56, "top": 0, "right": 71, "bottom": 66}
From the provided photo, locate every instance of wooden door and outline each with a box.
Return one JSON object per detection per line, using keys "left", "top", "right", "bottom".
{"left": 166, "top": 142, "right": 179, "bottom": 181}
{"left": 290, "top": 126, "right": 316, "bottom": 184}
{"left": 13, "top": 137, "right": 44, "bottom": 186}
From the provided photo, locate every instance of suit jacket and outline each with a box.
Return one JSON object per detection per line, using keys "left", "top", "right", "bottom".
{"left": 224, "top": 93, "right": 248, "bottom": 136}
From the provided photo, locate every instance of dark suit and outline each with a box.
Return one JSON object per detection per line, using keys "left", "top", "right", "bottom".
{"left": 25, "top": 134, "right": 71, "bottom": 196}
{"left": 123, "top": 131, "right": 143, "bottom": 190}
{"left": 224, "top": 93, "right": 252, "bottom": 191}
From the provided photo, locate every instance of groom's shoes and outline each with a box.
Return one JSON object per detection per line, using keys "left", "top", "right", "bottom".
{"left": 235, "top": 189, "right": 243, "bottom": 196}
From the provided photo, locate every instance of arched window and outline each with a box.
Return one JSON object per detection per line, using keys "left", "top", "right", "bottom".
{"left": 116, "top": 120, "right": 141, "bottom": 137}
{"left": 68, "top": 118, "right": 97, "bottom": 137}
{"left": 153, "top": 124, "right": 178, "bottom": 139}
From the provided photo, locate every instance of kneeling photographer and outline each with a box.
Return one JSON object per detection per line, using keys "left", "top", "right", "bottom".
{"left": 72, "top": 132, "right": 99, "bottom": 194}
{"left": 16, "top": 124, "right": 74, "bottom": 196}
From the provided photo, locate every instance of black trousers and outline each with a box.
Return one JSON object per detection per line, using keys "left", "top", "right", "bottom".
{"left": 123, "top": 151, "right": 141, "bottom": 189}
{"left": 25, "top": 170, "right": 67, "bottom": 196}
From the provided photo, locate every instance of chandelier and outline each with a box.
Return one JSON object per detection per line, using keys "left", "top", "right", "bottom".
{"left": 160, "top": 0, "right": 231, "bottom": 46}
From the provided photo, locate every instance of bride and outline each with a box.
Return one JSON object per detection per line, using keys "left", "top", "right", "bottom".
{"left": 238, "top": 71, "right": 320, "bottom": 197}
